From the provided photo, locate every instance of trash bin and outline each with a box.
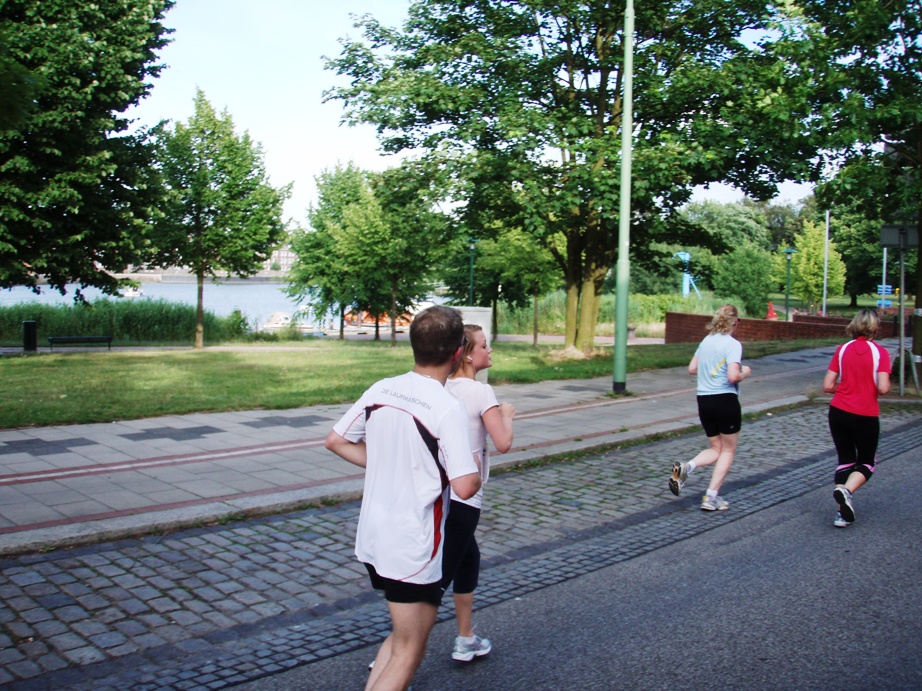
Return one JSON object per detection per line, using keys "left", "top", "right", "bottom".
{"left": 23, "top": 320, "right": 37, "bottom": 352}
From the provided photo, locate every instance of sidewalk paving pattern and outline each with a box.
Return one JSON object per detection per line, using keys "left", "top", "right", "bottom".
{"left": 0, "top": 342, "right": 918, "bottom": 689}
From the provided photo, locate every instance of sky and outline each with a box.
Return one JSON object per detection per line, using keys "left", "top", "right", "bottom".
{"left": 129, "top": 0, "right": 812, "bottom": 223}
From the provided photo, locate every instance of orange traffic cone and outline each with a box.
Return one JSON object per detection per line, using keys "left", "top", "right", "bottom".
{"left": 765, "top": 301, "right": 778, "bottom": 320}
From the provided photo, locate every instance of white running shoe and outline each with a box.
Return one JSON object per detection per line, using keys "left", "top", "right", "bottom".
{"left": 452, "top": 634, "right": 492, "bottom": 662}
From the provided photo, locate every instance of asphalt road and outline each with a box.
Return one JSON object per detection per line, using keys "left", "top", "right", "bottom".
{"left": 240, "top": 444, "right": 922, "bottom": 691}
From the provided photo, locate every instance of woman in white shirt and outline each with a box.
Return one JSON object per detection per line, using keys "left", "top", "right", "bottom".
{"left": 442, "top": 324, "right": 515, "bottom": 662}
{"left": 669, "top": 304, "right": 751, "bottom": 511}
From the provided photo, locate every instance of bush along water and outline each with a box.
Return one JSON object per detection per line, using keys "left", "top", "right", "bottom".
{"left": 0, "top": 299, "right": 246, "bottom": 345}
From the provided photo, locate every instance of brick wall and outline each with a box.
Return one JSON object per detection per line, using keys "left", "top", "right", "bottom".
{"left": 665, "top": 311, "right": 902, "bottom": 344}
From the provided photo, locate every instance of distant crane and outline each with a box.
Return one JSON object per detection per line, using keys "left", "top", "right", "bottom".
{"left": 674, "top": 252, "right": 701, "bottom": 298}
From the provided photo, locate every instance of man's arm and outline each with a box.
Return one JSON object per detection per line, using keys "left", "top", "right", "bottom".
{"left": 324, "top": 430, "right": 367, "bottom": 468}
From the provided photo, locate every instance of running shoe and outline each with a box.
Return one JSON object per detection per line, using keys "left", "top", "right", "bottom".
{"left": 833, "top": 486, "right": 855, "bottom": 523}
{"left": 669, "top": 461, "right": 689, "bottom": 496}
{"left": 834, "top": 512, "right": 851, "bottom": 528}
{"left": 452, "top": 634, "right": 492, "bottom": 662}
{"left": 701, "top": 494, "right": 729, "bottom": 511}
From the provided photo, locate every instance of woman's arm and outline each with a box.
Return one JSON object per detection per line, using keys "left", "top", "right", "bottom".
{"left": 727, "top": 362, "right": 751, "bottom": 384}
{"left": 877, "top": 371, "right": 891, "bottom": 395}
{"left": 822, "top": 370, "right": 838, "bottom": 394}
{"left": 482, "top": 402, "right": 515, "bottom": 453}
{"left": 688, "top": 354, "right": 699, "bottom": 375}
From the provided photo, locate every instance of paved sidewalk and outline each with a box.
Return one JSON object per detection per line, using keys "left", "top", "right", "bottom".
{"left": 0, "top": 342, "right": 918, "bottom": 689}
{"left": 0, "top": 340, "right": 909, "bottom": 556}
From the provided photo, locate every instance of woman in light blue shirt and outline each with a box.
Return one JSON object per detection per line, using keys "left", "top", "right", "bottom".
{"left": 669, "top": 304, "right": 751, "bottom": 510}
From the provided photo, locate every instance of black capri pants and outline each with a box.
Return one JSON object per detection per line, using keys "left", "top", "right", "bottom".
{"left": 440, "top": 500, "right": 481, "bottom": 595}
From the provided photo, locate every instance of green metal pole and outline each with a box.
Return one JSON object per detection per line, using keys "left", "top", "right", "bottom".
{"left": 785, "top": 257, "right": 792, "bottom": 321}
{"left": 613, "top": 0, "right": 634, "bottom": 394}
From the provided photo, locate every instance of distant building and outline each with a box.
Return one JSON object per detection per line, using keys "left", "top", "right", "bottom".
{"left": 265, "top": 246, "right": 296, "bottom": 273}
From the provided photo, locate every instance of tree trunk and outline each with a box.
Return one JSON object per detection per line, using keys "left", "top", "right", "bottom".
{"left": 532, "top": 289, "right": 539, "bottom": 347}
{"left": 374, "top": 315, "right": 380, "bottom": 341}
{"left": 491, "top": 295, "right": 498, "bottom": 337}
{"left": 565, "top": 282, "right": 580, "bottom": 347}
{"left": 575, "top": 275, "right": 598, "bottom": 352}
{"left": 390, "top": 279, "right": 398, "bottom": 347}
{"left": 338, "top": 304, "right": 345, "bottom": 340}
{"left": 194, "top": 270, "right": 205, "bottom": 350}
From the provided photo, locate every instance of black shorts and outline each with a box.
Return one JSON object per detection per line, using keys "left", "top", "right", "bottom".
{"left": 697, "top": 393, "right": 741, "bottom": 437}
{"left": 364, "top": 563, "right": 444, "bottom": 607}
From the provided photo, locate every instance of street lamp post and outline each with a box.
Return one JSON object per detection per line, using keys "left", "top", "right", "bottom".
{"left": 468, "top": 237, "right": 476, "bottom": 305}
{"left": 783, "top": 248, "right": 797, "bottom": 321}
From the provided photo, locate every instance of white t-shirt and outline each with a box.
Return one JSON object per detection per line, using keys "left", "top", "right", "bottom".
{"left": 332, "top": 371, "right": 476, "bottom": 584}
{"left": 445, "top": 377, "right": 500, "bottom": 509}
{"left": 694, "top": 332, "right": 743, "bottom": 396}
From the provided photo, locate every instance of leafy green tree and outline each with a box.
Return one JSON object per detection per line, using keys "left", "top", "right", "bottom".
{"left": 801, "top": 199, "right": 892, "bottom": 308}
{"left": 288, "top": 163, "right": 368, "bottom": 338}
{"left": 289, "top": 162, "right": 443, "bottom": 345}
{"left": 712, "top": 244, "right": 774, "bottom": 317}
{"left": 683, "top": 201, "right": 772, "bottom": 250}
{"left": 797, "top": 0, "right": 922, "bottom": 355}
{"left": 151, "top": 90, "right": 290, "bottom": 348}
{"left": 326, "top": 1, "right": 827, "bottom": 351}
{"left": 790, "top": 220, "right": 847, "bottom": 313}
{"left": 742, "top": 198, "right": 802, "bottom": 249}
{"left": 0, "top": 31, "right": 40, "bottom": 131}
{"left": 354, "top": 163, "right": 447, "bottom": 345}
{"left": 0, "top": 0, "right": 173, "bottom": 297}
{"left": 477, "top": 227, "right": 560, "bottom": 343}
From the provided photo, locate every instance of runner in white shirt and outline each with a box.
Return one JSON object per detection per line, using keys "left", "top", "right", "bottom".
{"left": 668, "top": 303, "right": 751, "bottom": 511}
{"left": 326, "top": 306, "right": 481, "bottom": 691}
{"left": 442, "top": 324, "right": 514, "bottom": 662}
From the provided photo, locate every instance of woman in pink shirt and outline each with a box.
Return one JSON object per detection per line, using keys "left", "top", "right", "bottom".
{"left": 823, "top": 309, "right": 891, "bottom": 528}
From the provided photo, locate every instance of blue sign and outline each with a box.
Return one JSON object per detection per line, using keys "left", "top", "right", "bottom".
{"left": 877, "top": 285, "right": 893, "bottom": 294}
{"left": 877, "top": 299, "right": 892, "bottom": 307}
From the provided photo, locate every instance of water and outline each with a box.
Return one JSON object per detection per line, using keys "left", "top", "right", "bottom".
{"left": 0, "top": 281, "right": 314, "bottom": 329}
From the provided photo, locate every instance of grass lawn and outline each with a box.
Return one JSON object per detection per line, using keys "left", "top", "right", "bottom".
{"left": 0, "top": 337, "right": 844, "bottom": 429}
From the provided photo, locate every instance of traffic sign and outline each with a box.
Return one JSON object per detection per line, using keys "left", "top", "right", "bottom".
{"left": 877, "top": 299, "right": 892, "bottom": 307}
{"left": 878, "top": 285, "right": 893, "bottom": 294}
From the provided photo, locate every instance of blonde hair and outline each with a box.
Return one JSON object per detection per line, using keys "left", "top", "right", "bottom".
{"left": 452, "top": 324, "right": 483, "bottom": 374}
{"left": 707, "top": 304, "right": 739, "bottom": 335}
{"left": 846, "top": 308, "right": 879, "bottom": 339}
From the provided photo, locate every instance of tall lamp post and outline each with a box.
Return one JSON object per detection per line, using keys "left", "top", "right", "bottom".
{"left": 468, "top": 237, "right": 476, "bottom": 305}
{"left": 783, "top": 248, "right": 797, "bottom": 321}
{"left": 612, "top": 0, "right": 634, "bottom": 394}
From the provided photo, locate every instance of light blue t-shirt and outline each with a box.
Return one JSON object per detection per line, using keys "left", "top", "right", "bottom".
{"left": 695, "top": 333, "right": 743, "bottom": 395}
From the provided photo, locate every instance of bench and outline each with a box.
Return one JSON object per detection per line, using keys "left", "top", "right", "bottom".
{"left": 48, "top": 336, "right": 113, "bottom": 351}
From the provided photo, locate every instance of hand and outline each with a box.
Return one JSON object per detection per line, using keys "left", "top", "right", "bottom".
{"left": 499, "top": 402, "right": 515, "bottom": 419}
{"left": 741, "top": 365, "right": 751, "bottom": 378}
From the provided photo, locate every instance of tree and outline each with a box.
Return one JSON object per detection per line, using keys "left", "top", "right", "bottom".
{"left": 288, "top": 163, "right": 368, "bottom": 338}
{"left": 712, "top": 244, "right": 773, "bottom": 317}
{"left": 683, "top": 201, "right": 772, "bottom": 250}
{"left": 326, "top": 1, "right": 828, "bottom": 351}
{"left": 0, "top": 0, "right": 173, "bottom": 298}
{"left": 289, "top": 162, "right": 444, "bottom": 345}
{"left": 479, "top": 227, "right": 560, "bottom": 345}
{"left": 0, "top": 31, "right": 40, "bottom": 131}
{"left": 367, "top": 162, "right": 449, "bottom": 345}
{"left": 151, "top": 90, "right": 290, "bottom": 348}
{"left": 790, "top": 220, "right": 847, "bottom": 313}
{"left": 797, "top": 0, "right": 922, "bottom": 360}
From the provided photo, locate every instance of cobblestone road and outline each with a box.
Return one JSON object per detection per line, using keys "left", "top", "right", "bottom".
{"left": 0, "top": 404, "right": 919, "bottom": 690}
